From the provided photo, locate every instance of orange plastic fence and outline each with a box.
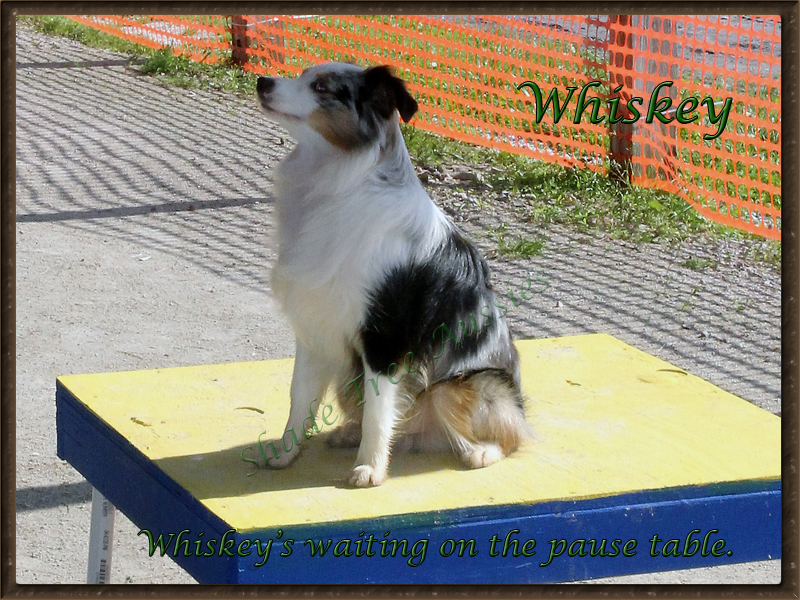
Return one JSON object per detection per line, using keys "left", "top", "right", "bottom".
{"left": 68, "top": 14, "right": 781, "bottom": 239}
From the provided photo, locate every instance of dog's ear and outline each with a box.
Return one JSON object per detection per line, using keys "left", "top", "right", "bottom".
{"left": 360, "top": 66, "right": 418, "bottom": 123}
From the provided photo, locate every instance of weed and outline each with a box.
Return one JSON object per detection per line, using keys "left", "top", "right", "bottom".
{"left": 682, "top": 256, "right": 716, "bottom": 271}
{"left": 498, "top": 237, "right": 545, "bottom": 258}
{"left": 734, "top": 299, "right": 749, "bottom": 312}
{"left": 490, "top": 223, "right": 545, "bottom": 258}
{"left": 680, "top": 287, "right": 699, "bottom": 311}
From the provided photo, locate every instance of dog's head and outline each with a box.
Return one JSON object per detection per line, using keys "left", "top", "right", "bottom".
{"left": 257, "top": 62, "right": 418, "bottom": 150}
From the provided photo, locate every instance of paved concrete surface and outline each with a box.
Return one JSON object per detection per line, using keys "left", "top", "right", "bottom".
{"left": 15, "top": 22, "right": 781, "bottom": 584}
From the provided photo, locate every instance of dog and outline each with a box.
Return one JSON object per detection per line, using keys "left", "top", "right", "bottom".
{"left": 256, "top": 62, "right": 530, "bottom": 487}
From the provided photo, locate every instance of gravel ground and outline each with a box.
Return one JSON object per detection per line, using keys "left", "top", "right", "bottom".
{"left": 15, "top": 22, "right": 781, "bottom": 585}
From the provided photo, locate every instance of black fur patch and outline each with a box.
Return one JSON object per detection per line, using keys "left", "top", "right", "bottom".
{"left": 360, "top": 229, "right": 516, "bottom": 384}
{"left": 334, "top": 85, "right": 352, "bottom": 105}
{"left": 359, "top": 66, "right": 418, "bottom": 123}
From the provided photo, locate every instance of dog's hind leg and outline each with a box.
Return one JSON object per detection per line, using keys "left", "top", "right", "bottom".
{"left": 267, "top": 340, "right": 335, "bottom": 469}
{"left": 430, "top": 371, "right": 531, "bottom": 469}
{"left": 327, "top": 357, "right": 365, "bottom": 448}
{"left": 427, "top": 379, "right": 496, "bottom": 467}
{"left": 466, "top": 370, "right": 531, "bottom": 467}
{"left": 326, "top": 421, "right": 362, "bottom": 448}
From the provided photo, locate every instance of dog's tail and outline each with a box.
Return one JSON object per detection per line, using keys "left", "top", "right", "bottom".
{"left": 428, "top": 368, "right": 532, "bottom": 468}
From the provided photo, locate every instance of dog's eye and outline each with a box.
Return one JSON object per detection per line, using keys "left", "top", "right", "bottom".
{"left": 313, "top": 80, "right": 328, "bottom": 93}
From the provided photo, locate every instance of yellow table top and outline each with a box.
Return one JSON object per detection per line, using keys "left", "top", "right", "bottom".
{"left": 58, "top": 334, "right": 780, "bottom": 533}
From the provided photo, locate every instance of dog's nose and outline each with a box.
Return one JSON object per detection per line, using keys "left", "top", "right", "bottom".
{"left": 257, "top": 77, "right": 275, "bottom": 95}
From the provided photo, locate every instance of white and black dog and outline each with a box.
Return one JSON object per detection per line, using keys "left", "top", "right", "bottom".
{"left": 257, "top": 62, "right": 530, "bottom": 487}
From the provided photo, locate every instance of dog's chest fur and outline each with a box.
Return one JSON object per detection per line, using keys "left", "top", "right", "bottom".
{"left": 271, "top": 147, "right": 447, "bottom": 362}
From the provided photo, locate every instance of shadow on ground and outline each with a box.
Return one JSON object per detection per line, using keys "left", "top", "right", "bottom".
{"left": 16, "top": 24, "right": 780, "bottom": 512}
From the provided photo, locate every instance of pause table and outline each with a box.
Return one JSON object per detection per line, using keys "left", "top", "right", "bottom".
{"left": 56, "top": 334, "right": 781, "bottom": 584}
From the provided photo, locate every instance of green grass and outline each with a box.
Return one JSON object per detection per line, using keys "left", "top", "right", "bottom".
{"left": 498, "top": 237, "right": 545, "bottom": 258}
{"left": 139, "top": 47, "right": 256, "bottom": 94}
{"left": 403, "top": 126, "right": 781, "bottom": 270}
{"left": 489, "top": 224, "right": 545, "bottom": 259}
{"left": 21, "top": 15, "right": 782, "bottom": 271}
{"left": 682, "top": 256, "right": 716, "bottom": 271}
{"left": 18, "top": 15, "right": 150, "bottom": 55}
{"left": 400, "top": 124, "right": 488, "bottom": 166}
{"left": 679, "top": 287, "right": 699, "bottom": 311}
{"left": 742, "top": 240, "right": 782, "bottom": 267}
{"left": 19, "top": 16, "right": 256, "bottom": 94}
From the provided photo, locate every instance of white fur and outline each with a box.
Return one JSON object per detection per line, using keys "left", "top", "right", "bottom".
{"left": 261, "top": 64, "right": 452, "bottom": 484}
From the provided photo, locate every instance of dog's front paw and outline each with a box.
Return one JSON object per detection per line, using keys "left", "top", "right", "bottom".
{"left": 348, "top": 464, "right": 386, "bottom": 488}
{"left": 266, "top": 445, "right": 300, "bottom": 469}
{"left": 461, "top": 443, "right": 504, "bottom": 469}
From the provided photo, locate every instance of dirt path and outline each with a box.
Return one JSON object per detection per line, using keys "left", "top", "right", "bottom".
{"left": 15, "top": 22, "right": 780, "bottom": 584}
